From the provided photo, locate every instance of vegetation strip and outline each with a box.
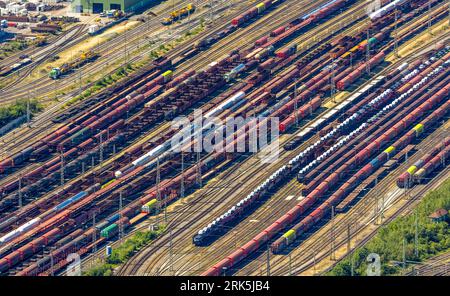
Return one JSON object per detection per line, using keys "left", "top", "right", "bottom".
{"left": 329, "top": 178, "right": 450, "bottom": 276}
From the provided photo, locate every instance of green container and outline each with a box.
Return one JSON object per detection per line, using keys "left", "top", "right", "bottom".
{"left": 71, "top": 127, "right": 90, "bottom": 143}
{"left": 101, "top": 224, "right": 118, "bottom": 238}
{"left": 368, "top": 37, "right": 378, "bottom": 45}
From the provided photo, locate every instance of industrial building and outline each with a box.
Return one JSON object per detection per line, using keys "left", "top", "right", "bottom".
{"left": 72, "top": 0, "right": 157, "bottom": 13}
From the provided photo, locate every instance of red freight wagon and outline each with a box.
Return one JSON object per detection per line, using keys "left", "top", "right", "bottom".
{"left": 255, "top": 36, "right": 268, "bottom": 46}
{"left": 270, "top": 26, "right": 286, "bottom": 37}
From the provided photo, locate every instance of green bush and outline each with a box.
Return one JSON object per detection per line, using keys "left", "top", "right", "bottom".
{"left": 84, "top": 226, "right": 166, "bottom": 276}
{"left": 0, "top": 99, "right": 43, "bottom": 126}
{"left": 106, "top": 227, "right": 164, "bottom": 265}
{"left": 329, "top": 178, "right": 450, "bottom": 276}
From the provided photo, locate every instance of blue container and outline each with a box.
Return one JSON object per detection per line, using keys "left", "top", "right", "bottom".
{"left": 107, "top": 213, "right": 120, "bottom": 224}
{"left": 71, "top": 191, "right": 87, "bottom": 203}
{"left": 53, "top": 191, "right": 87, "bottom": 212}
{"left": 230, "top": 99, "right": 247, "bottom": 112}
{"left": 233, "top": 63, "right": 246, "bottom": 73}
{"left": 54, "top": 199, "right": 72, "bottom": 212}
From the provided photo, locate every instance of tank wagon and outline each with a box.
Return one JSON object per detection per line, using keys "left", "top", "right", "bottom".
{"left": 397, "top": 137, "right": 450, "bottom": 188}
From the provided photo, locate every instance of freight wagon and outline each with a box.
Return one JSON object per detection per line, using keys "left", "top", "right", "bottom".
{"left": 0, "top": 227, "right": 63, "bottom": 274}
{"left": 283, "top": 128, "right": 313, "bottom": 150}
{"left": 336, "top": 52, "right": 386, "bottom": 90}
{"left": 369, "top": 0, "right": 409, "bottom": 20}
{"left": 142, "top": 199, "right": 158, "bottom": 214}
{"left": 276, "top": 44, "right": 297, "bottom": 59}
{"left": 162, "top": 3, "right": 196, "bottom": 25}
{"left": 31, "top": 26, "right": 58, "bottom": 34}
{"left": 0, "top": 146, "right": 34, "bottom": 174}
{"left": 100, "top": 217, "right": 130, "bottom": 239}
{"left": 224, "top": 64, "right": 246, "bottom": 81}
{"left": 3, "top": 0, "right": 438, "bottom": 276}
{"left": 49, "top": 51, "right": 99, "bottom": 79}
{"left": 0, "top": 56, "right": 179, "bottom": 272}
{"left": 275, "top": 55, "right": 450, "bottom": 253}
{"left": 0, "top": 58, "right": 32, "bottom": 77}
{"left": 231, "top": 0, "right": 283, "bottom": 26}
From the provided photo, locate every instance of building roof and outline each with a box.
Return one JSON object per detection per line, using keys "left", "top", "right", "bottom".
{"left": 429, "top": 209, "right": 448, "bottom": 219}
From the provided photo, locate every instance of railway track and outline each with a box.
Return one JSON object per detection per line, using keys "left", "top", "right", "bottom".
{"left": 0, "top": 24, "right": 89, "bottom": 94}
{"left": 236, "top": 44, "right": 450, "bottom": 274}
{"left": 116, "top": 0, "right": 440, "bottom": 276}
{"left": 0, "top": 0, "right": 262, "bottom": 161}
{"left": 0, "top": 0, "right": 333, "bottom": 200}
{"left": 200, "top": 5, "right": 450, "bottom": 278}
{"left": 405, "top": 252, "right": 450, "bottom": 276}
{"left": 137, "top": 129, "right": 450, "bottom": 276}
{"left": 0, "top": 0, "right": 245, "bottom": 103}
{"left": 1, "top": 0, "right": 448, "bottom": 272}
{"left": 0, "top": 23, "right": 84, "bottom": 69}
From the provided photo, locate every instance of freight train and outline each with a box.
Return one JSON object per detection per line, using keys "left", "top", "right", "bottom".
{"left": 0, "top": 58, "right": 32, "bottom": 77}
{"left": 0, "top": 54, "right": 244, "bottom": 274}
{"left": 49, "top": 51, "right": 99, "bottom": 79}
{"left": 397, "top": 137, "right": 450, "bottom": 188}
{"left": 231, "top": 0, "right": 284, "bottom": 26}
{"left": 192, "top": 66, "right": 390, "bottom": 246}
{"left": 202, "top": 47, "right": 450, "bottom": 275}
{"left": 369, "top": 0, "right": 410, "bottom": 20}
{"left": 162, "top": 3, "right": 196, "bottom": 25}
{"left": 0, "top": 58, "right": 172, "bottom": 178}
{"left": 0, "top": 0, "right": 386, "bottom": 268}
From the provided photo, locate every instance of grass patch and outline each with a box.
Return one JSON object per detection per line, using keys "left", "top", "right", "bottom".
{"left": 329, "top": 178, "right": 450, "bottom": 276}
{"left": 83, "top": 225, "right": 166, "bottom": 276}
{"left": 63, "top": 63, "right": 136, "bottom": 108}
